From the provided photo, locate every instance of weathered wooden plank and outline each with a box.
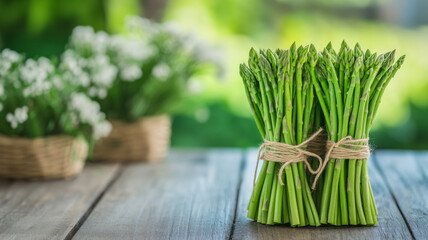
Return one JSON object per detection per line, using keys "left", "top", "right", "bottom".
{"left": 375, "top": 150, "right": 428, "bottom": 239}
{"left": 0, "top": 163, "right": 120, "bottom": 240}
{"left": 74, "top": 149, "right": 243, "bottom": 240}
{"left": 232, "top": 149, "right": 412, "bottom": 240}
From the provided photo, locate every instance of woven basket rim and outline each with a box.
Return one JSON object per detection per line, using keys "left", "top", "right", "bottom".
{"left": 0, "top": 134, "right": 84, "bottom": 142}
{"left": 107, "top": 114, "right": 170, "bottom": 123}
{"left": 93, "top": 114, "right": 171, "bottom": 162}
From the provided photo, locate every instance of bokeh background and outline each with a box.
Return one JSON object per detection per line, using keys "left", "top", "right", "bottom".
{"left": 1, "top": 0, "right": 427, "bottom": 149}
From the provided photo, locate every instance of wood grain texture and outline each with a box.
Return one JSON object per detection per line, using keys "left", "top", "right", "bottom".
{"left": 74, "top": 149, "right": 243, "bottom": 240}
{"left": 375, "top": 150, "right": 428, "bottom": 239}
{"left": 232, "top": 149, "right": 412, "bottom": 240}
{"left": 0, "top": 163, "right": 120, "bottom": 240}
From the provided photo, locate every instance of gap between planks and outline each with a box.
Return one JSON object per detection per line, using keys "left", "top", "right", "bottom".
{"left": 64, "top": 164, "right": 125, "bottom": 240}
{"left": 228, "top": 150, "right": 247, "bottom": 240}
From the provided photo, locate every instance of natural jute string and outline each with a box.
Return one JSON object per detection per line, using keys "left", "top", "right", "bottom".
{"left": 311, "top": 136, "right": 370, "bottom": 189}
{"left": 255, "top": 128, "right": 324, "bottom": 188}
{"left": 255, "top": 130, "right": 371, "bottom": 190}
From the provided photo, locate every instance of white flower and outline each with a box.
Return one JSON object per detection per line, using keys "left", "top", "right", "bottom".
{"left": 61, "top": 50, "right": 84, "bottom": 75}
{"left": 125, "top": 16, "right": 158, "bottom": 35}
{"left": 15, "top": 106, "right": 29, "bottom": 122}
{"left": 91, "top": 64, "right": 118, "bottom": 87}
{"left": 0, "top": 61, "right": 12, "bottom": 76}
{"left": 23, "top": 80, "right": 51, "bottom": 97}
{"left": 2, "top": 49, "right": 20, "bottom": 62}
{"left": 94, "top": 121, "right": 112, "bottom": 139}
{"left": 88, "top": 87, "right": 98, "bottom": 98}
{"left": 0, "top": 49, "right": 21, "bottom": 76}
{"left": 69, "top": 93, "right": 102, "bottom": 125}
{"left": 68, "top": 93, "right": 110, "bottom": 138}
{"left": 52, "top": 75, "right": 64, "bottom": 89}
{"left": 6, "top": 113, "right": 17, "bottom": 129}
{"left": 19, "top": 57, "right": 55, "bottom": 97}
{"left": 20, "top": 58, "right": 54, "bottom": 84}
{"left": 88, "top": 87, "right": 108, "bottom": 99}
{"left": 68, "top": 93, "right": 111, "bottom": 139}
{"left": 70, "top": 26, "right": 110, "bottom": 55}
{"left": 162, "top": 22, "right": 182, "bottom": 39}
{"left": 98, "top": 88, "right": 107, "bottom": 99}
{"left": 6, "top": 106, "right": 29, "bottom": 129}
{"left": 152, "top": 62, "right": 170, "bottom": 80}
{"left": 110, "top": 36, "right": 155, "bottom": 63}
{"left": 187, "top": 78, "right": 203, "bottom": 94}
{"left": 76, "top": 72, "right": 91, "bottom": 87}
{"left": 120, "top": 65, "right": 142, "bottom": 81}
{"left": 194, "top": 108, "right": 210, "bottom": 123}
{"left": 61, "top": 50, "right": 90, "bottom": 87}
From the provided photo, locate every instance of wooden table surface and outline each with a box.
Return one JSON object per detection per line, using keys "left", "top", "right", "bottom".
{"left": 0, "top": 149, "right": 426, "bottom": 240}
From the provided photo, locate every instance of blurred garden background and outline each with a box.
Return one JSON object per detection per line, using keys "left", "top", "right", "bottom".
{"left": 1, "top": 0, "right": 427, "bottom": 149}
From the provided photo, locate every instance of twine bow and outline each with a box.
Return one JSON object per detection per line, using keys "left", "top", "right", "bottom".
{"left": 254, "top": 129, "right": 371, "bottom": 190}
{"left": 254, "top": 128, "right": 324, "bottom": 188}
{"left": 311, "top": 136, "right": 370, "bottom": 189}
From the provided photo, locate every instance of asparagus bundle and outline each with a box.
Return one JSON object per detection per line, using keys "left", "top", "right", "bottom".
{"left": 241, "top": 41, "right": 405, "bottom": 227}
{"left": 240, "top": 44, "right": 321, "bottom": 226}
{"left": 310, "top": 41, "right": 405, "bottom": 225}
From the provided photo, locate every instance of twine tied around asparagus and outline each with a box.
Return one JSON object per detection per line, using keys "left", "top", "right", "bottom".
{"left": 255, "top": 129, "right": 371, "bottom": 190}
{"left": 255, "top": 128, "right": 324, "bottom": 188}
{"left": 311, "top": 136, "right": 370, "bottom": 189}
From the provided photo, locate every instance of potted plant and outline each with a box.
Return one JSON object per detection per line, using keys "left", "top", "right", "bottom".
{"left": 61, "top": 17, "right": 221, "bottom": 162}
{"left": 0, "top": 49, "right": 111, "bottom": 179}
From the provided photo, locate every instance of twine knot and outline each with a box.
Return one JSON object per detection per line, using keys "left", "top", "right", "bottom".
{"left": 254, "top": 129, "right": 371, "bottom": 190}
{"left": 255, "top": 128, "right": 324, "bottom": 188}
{"left": 311, "top": 136, "right": 370, "bottom": 189}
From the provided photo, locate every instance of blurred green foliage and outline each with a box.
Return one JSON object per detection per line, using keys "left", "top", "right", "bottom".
{"left": 1, "top": 0, "right": 428, "bottom": 149}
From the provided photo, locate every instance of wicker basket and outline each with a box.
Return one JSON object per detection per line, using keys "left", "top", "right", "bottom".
{"left": 0, "top": 135, "right": 88, "bottom": 180}
{"left": 93, "top": 115, "right": 171, "bottom": 162}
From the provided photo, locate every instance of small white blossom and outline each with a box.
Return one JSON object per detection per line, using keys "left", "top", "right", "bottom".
{"left": 88, "top": 87, "right": 108, "bottom": 99}
{"left": 0, "top": 61, "right": 12, "bottom": 76}
{"left": 120, "top": 65, "right": 142, "bottom": 81}
{"left": 68, "top": 93, "right": 110, "bottom": 138}
{"left": 70, "top": 26, "right": 110, "bottom": 55}
{"left": 69, "top": 93, "right": 102, "bottom": 125}
{"left": 15, "top": 106, "right": 29, "bottom": 122}
{"left": 94, "top": 121, "right": 112, "bottom": 139}
{"left": 152, "top": 62, "right": 170, "bottom": 80}
{"left": 98, "top": 88, "right": 107, "bottom": 99}
{"left": 2, "top": 49, "right": 20, "bottom": 62}
{"left": 20, "top": 57, "right": 55, "bottom": 97}
{"left": 52, "top": 75, "right": 64, "bottom": 89}
{"left": 162, "top": 22, "right": 182, "bottom": 39}
{"left": 91, "top": 64, "right": 118, "bottom": 87}
{"left": 0, "top": 49, "right": 21, "bottom": 76}
{"left": 20, "top": 58, "right": 53, "bottom": 84}
{"left": 6, "top": 113, "right": 17, "bottom": 129}
{"left": 125, "top": 16, "right": 158, "bottom": 35}
{"left": 6, "top": 106, "right": 29, "bottom": 129}
{"left": 194, "top": 108, "right": 210, "bottom": 123}
{"left": 60, "top": 50, "right": 91, "bottom": 87}
{"left": 187, "top": 78, "right": 203, "bottom": 94}
{"left": 110, "top": 36, "right": 155, "bottom": 63}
